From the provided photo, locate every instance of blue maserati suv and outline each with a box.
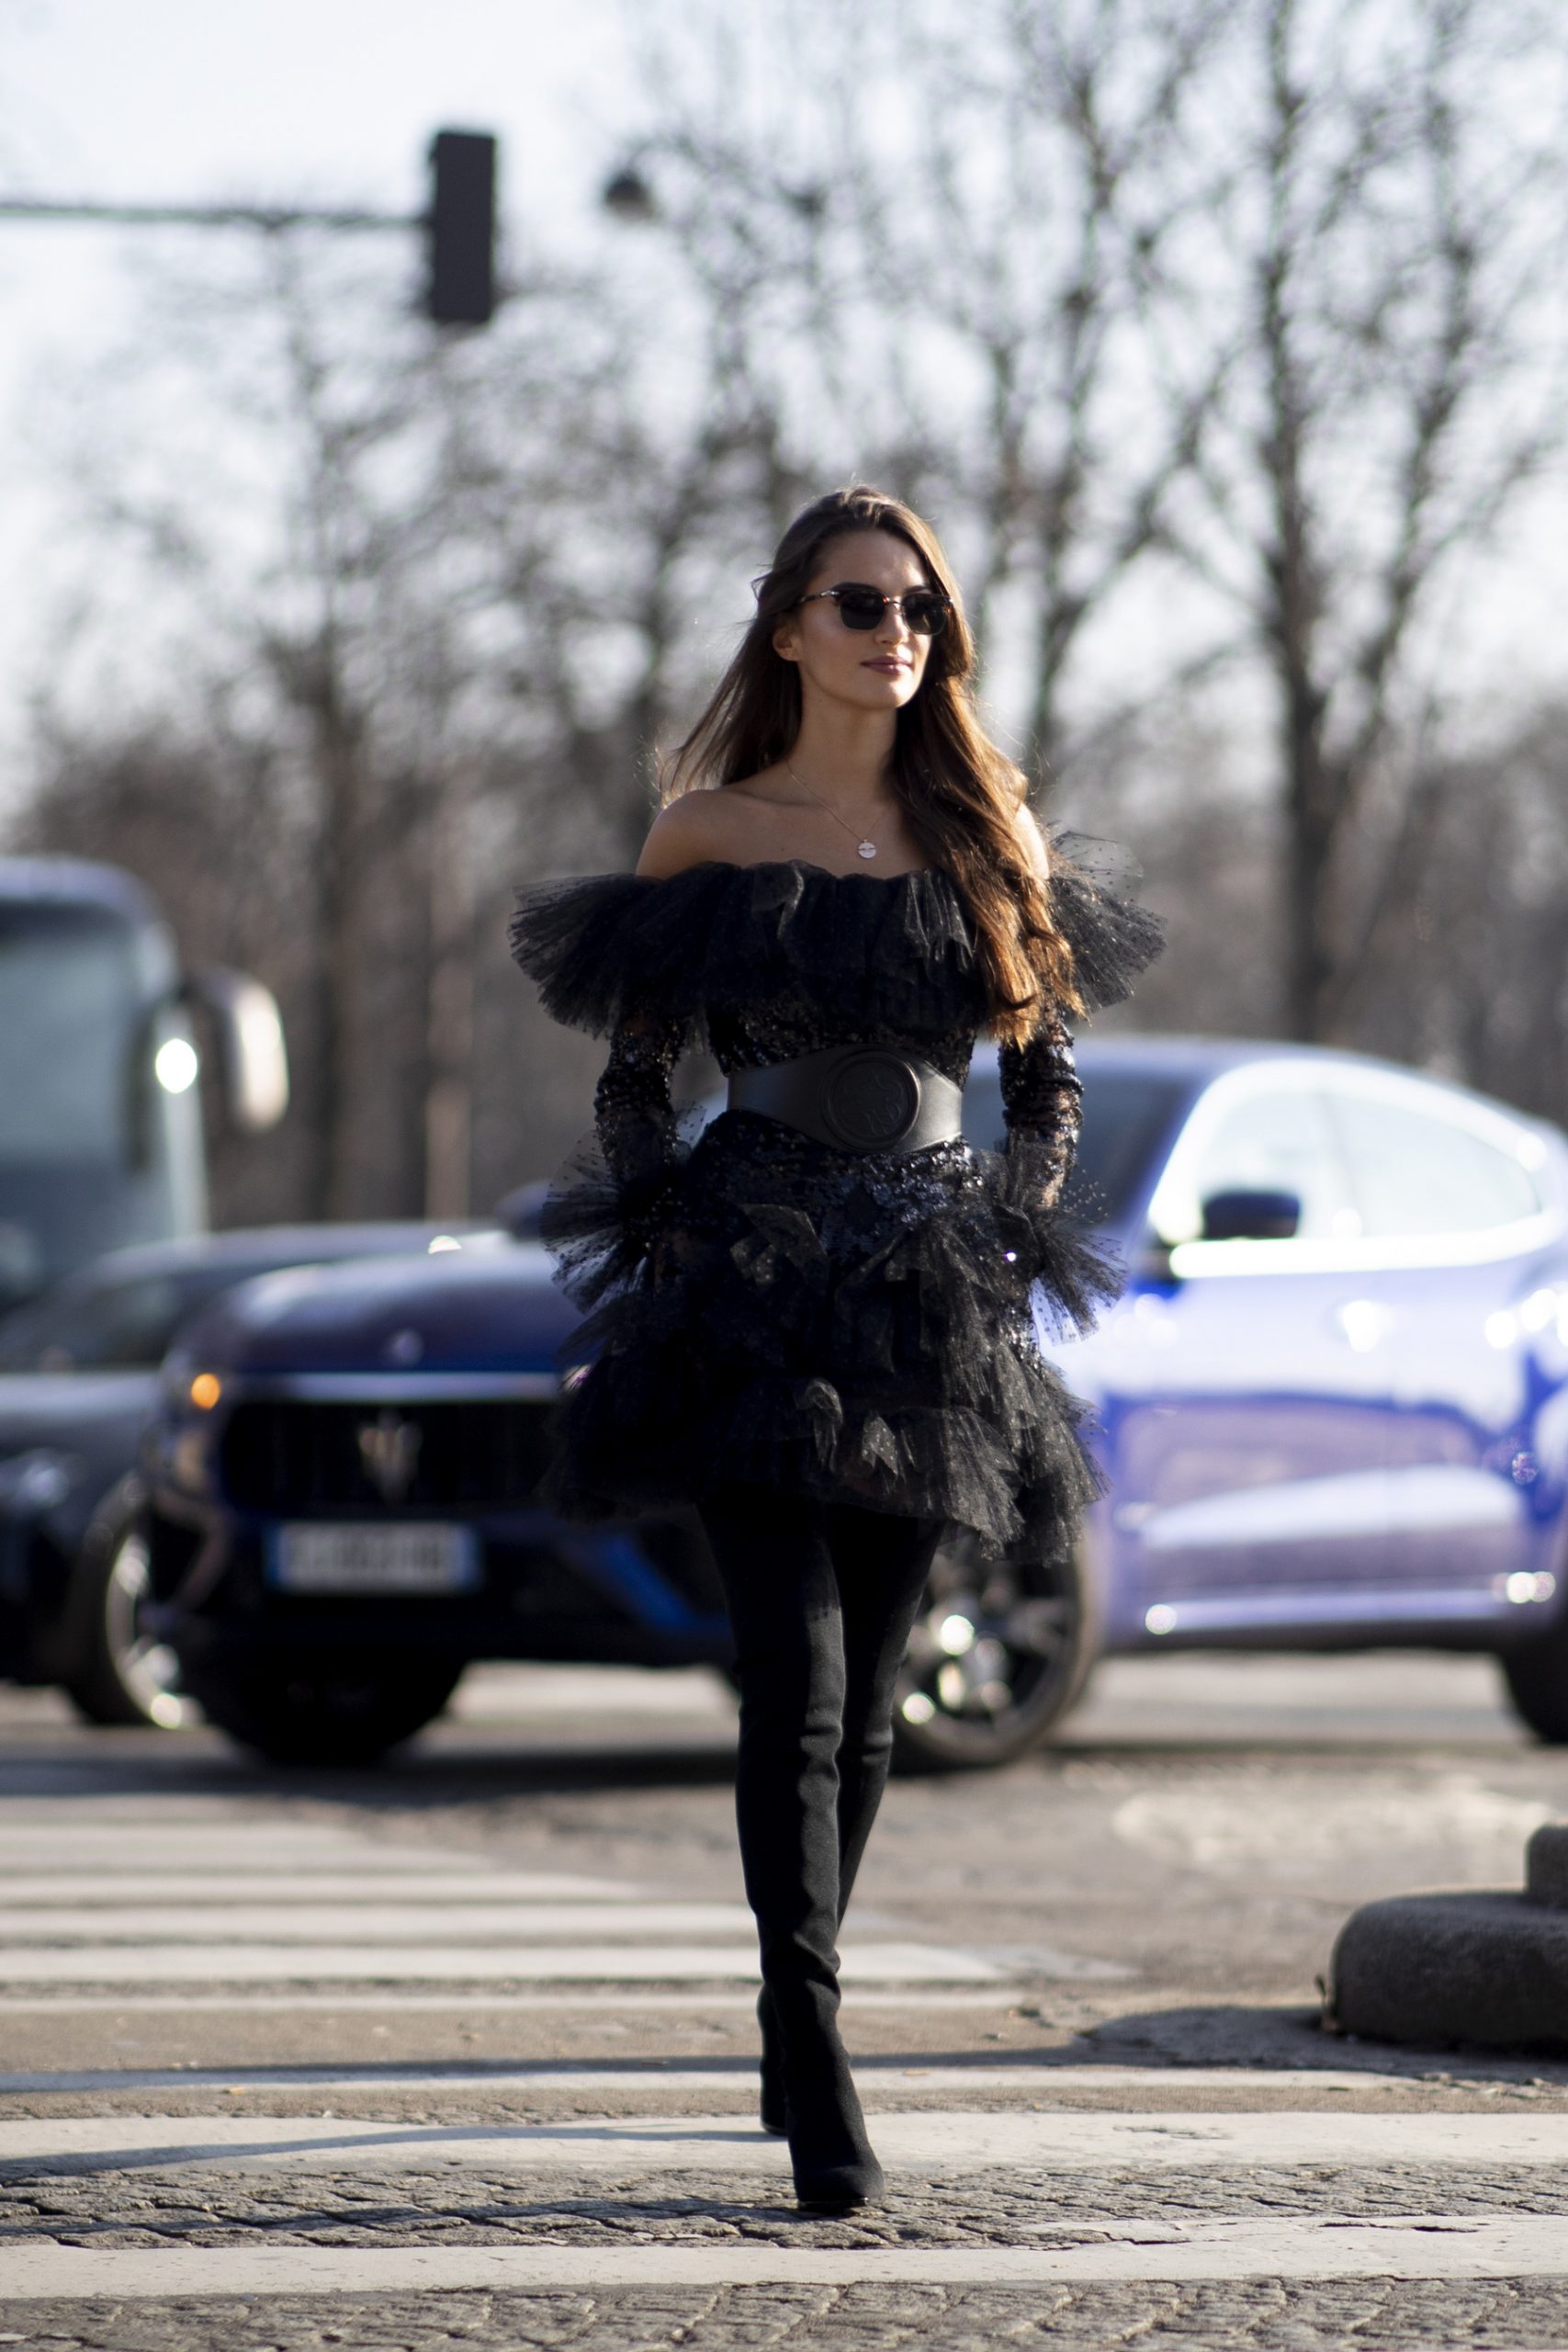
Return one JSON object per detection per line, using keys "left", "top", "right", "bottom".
{"left": 144, "top": 1039, "right": 1568, "bottom": 1769}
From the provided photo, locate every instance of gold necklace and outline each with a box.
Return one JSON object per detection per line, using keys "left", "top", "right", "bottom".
{"left": 784, "top": 758, "right": 880, "bottom": 861}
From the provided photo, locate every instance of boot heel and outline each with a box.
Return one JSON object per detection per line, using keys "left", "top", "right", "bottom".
{"left": 773, "top": 1993, "right": 885, "bottom": 2211}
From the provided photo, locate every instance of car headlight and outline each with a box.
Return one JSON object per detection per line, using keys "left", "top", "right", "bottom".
{"left": 0, "top": 1449, "right": 78, "bottom": 1510}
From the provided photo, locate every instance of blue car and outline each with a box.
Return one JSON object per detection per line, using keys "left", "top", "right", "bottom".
{"left": 0, "top": 1223, "right": 506, "bottom": 1727}
{"left": 146, "top": 1039, "right": 1568, "bottom": 1770}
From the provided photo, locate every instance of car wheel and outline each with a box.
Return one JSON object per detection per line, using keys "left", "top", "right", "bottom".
{"left": 890, "top": 1528, "right": 1096, "bottom": 1773}
{"left": 62, "top": 1504, "right": 189, "bottom": 1731}
{"left": 1501, "top": 1615, "right": 1568, "bottom": 1743}
{"left": 184, "top": 1650, "right": 464, "bottom": 1767}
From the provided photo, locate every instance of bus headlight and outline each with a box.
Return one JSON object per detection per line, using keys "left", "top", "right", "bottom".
{"left": 154, "top": 1037, "right": 200, "bottom": 1094}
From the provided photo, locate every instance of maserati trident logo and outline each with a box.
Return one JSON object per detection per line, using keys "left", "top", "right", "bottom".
{"left": 357, "top": 1410, "right": 423, "bottom": 1504}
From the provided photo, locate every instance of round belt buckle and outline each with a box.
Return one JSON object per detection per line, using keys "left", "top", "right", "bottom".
{"left": 819, "top": 1050, "right": 921, "bottom": 1151}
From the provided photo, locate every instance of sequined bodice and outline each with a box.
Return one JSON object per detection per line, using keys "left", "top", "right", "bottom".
{"left": 706, "top": 1007, "right": 975, "bottom": 1086}
{"left": 587, "top": 861, "right": 1081, "bottom": 1215}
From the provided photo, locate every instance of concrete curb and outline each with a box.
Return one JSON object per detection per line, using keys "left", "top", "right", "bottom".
{"left": 1328, "top": 1825, "right": 1568, "bottom": 2050}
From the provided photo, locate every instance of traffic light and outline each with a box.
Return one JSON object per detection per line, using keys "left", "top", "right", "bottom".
{"left": 426, "top": 130, "right": 496, "bottom": 326}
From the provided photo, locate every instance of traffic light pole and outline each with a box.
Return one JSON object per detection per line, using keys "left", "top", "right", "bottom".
{"left": 0, "top": 129, "right": 497, "bottom": 325}
{"left": 0, "top": 198, "right": 415, "bottom": 232}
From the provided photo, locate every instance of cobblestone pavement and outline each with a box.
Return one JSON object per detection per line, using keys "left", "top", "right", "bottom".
{"left": 7, "top": 1659, "right": 1568, "bottom": 2348}
{"left": 10, "top": 2158, "right": 1568, "bottom": 2243}
{"left": 10, "top": 2284, "right": 1568, "bottom": 2352}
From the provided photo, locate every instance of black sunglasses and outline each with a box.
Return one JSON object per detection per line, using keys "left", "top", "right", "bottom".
{"left": 796, "top": 582, "right": 953, "bottom": 637}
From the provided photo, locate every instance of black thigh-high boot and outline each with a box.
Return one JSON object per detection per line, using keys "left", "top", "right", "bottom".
{"left": 828, "top": 1498, "right": 948, "bottom": 1915}
{"left": 752, "top": 1501, "right": 945, "bottom": 2134}
{"left": 697, "top": 1481, "right": 883, "bottom": 2211}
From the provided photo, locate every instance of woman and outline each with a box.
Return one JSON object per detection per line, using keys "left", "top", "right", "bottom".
{"left": 510, "top": 485, "right": 1159, "bottom": 2212}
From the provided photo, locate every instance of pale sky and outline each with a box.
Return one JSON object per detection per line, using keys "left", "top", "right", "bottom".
{"left": 2, "top": 0, "right": 1564, "bottom": 803}
{"left": 0, "top": 0, "right": 637, "bottom": 783}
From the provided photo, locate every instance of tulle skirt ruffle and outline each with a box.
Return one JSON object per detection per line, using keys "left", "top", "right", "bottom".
{"left": 538, "top": 1109, "right": 1122, "bottom": 1561}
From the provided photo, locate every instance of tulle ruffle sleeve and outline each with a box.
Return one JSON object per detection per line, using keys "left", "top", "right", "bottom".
{"left": 508, "top": 874, "right": 709, "bottom": 1312}
{"left": 508, "top": 870, "right": 709, "bottom": 1040}
{"left": 509, "top": 858, "right": 981, "bottom": 1040}
{"left": 1045, "top": 828, "right": 1166, "bottom": 1012}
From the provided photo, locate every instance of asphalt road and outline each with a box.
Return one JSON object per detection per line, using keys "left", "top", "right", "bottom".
{"left": 5, "top": 1649, "right": 1568, "bottom": 2349}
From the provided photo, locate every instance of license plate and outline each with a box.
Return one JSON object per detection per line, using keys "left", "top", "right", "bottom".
{"left": 269, "top": 1523, "right": 479, "bottom": 1595}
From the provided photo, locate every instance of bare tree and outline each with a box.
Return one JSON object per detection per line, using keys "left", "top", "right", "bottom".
{"left": 611, "top": 0, "right": 1240, "bottom": 773}
{"left": 1166, "top": 0, "right": 1568, "bottom": 1040}
{"left": 15, "top": 222, "right": 803, "bottom": 1212}
{"left": 1352, "top": 703, "right": 1568, "bottom": 1117}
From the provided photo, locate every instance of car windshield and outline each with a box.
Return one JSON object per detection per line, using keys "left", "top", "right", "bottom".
{"left": 963, "top": 1066, "right": 1188, "bottom": 1226}
{"left": 0, "top": 1259, "right": 281, "bottom": 1373}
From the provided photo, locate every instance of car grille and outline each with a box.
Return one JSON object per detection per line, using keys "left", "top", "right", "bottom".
{"left": 220, "top": 1398, "right": 554, "bottom": 1514}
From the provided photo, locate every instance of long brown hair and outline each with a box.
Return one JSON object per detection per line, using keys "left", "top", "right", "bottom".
{"left": 662, "top": 486, "right": 1080, "bottom": 1044}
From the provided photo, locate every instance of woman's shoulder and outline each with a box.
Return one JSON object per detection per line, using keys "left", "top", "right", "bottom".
{"left": 635, "top": 791, "right": 728, "bottom": 879}
{"left": 635, "top": 778, "right": 790, "bottom": 879}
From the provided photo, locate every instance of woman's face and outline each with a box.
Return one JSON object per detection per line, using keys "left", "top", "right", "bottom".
{"left": 772, "top": 529, "right": 936, "bottom": 718}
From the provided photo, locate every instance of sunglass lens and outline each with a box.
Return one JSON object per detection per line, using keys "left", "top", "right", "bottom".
{"left": 906, "top": 594, "right": 949, "bottom": 636}
{"left": 834, "top": 590, "right": 886, "bottom": 630}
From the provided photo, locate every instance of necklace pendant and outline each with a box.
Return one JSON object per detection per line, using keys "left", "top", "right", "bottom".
{"left": 857, "top": 840, "right": 877, "bottom": 860}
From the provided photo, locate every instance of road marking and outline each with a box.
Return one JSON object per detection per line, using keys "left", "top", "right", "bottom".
{"left": 0, "top": 1987, "right": 1042, "bottom": 2012}
{"left": 0, "top": 1901, "right": 763, "bottom": 1939}
{"left": 0, "top": 1817, "right": 1032, "bottom": 1990}
{"left": 453, "top": 1665, "right": 733, "bottom": 1718}
{"left": 10, "top": 2223, "right": 1568, "bottom": 2293}
{"left": 0, "top": 2063, "right": 1464, "bottom": 2097}
{"left": 6, "top": 1791, "right": 1566, "bottom": 2305}
{"left": 6, "top": 2108, "right": 1567, "bottom": 2174}
{"left": 3, "top": 1873, "right": 645, "bottom": 1904}
{"left": 0, "top": 1940, "right": 1002, "bottom": 1984}
{"left": 0, "top": 1826, "right": 460, "bottom": 1857}
{"left": 1113, "top": 1776, "right": 1551, "bottom": 1876}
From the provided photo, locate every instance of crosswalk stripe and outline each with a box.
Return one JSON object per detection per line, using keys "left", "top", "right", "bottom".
{"left": 0, "top": 2063, "right": 1454, "bottom": 2096}
{"left": 1, "top": 1901, "right": 763, "bottom": 1938}
{"left": 0, "top": 1939, "right": 1001, "bottom": 1984}
{"left": 0, "top": 1815, "right": 1018, "bottom": 1989}
{"left": 9, "top": 2224, "right": 1568, "bottom": 2293}
{"left": 4, "top": 1873, "right": 644, "bottom": 1903}
{"left": 5, "top": 2108, "right": 1567, "bottom": 2172}
{"left": 0, "top": 1827, "right": 458, "bottom": 1860}
{"left": 0, "top": 1987, "right": 1039, "bottom": 2011}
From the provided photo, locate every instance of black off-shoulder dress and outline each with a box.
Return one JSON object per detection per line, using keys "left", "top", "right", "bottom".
{"left": 509, "top": 842, "right": 1160, "bottom": 1563}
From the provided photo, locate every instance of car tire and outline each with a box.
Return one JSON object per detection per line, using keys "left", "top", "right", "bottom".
{"left": 1500, "top": 1615, "right": 1568, "bottom": 1744}
{"left": 890, "top": 1528, "right": 1096, "bottom": 1773}
{"left": 184, "top": 1650, "right": 464, "bottom": 1767}
{"left": 62, "top": 1490, "right": 190, "bottom": 1731}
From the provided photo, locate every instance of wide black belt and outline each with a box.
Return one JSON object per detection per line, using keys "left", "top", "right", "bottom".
{"left": 727, "top": 1044, "right": 964, "bottom": 1155}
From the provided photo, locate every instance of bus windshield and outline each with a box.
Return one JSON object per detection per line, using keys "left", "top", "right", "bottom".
{"left": 0, "top": 897, "right": 186, "bottom": 1301}
{"left": 0, "top": 904, "right": 142, "bottom": 1164}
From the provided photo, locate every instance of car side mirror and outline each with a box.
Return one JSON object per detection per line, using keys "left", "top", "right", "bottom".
{"left": 1200, "top": 1188, "right": 1302, "bottom": 1242}
{"left": 1133, "top": 1227, "right": 1179, "bottom": 1284}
